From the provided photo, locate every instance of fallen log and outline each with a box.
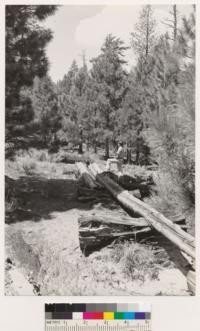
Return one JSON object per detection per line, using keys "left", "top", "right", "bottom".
{"left": 79, "top": 214, "right": 187, "bottom": 229}
{"left": 187, "top": 269, "right": 195, "bottom": 295}
{"left": 76, "top": 162, "right": 98, "bottom": 189}
{"left": 128, "top": 189, "right": 141, "bottom": 199}
{"left": 88, "top": 162, "right": 195, "bottom": 261}
{"left": 107, "top": 171, "right": 153, "bottom": 195}
{"left": 78, "top": 213, "right": 188, "bottom": 253}
{"left": 78, "top": 215, "right": 152, "bottom": 254}
{"left": 78, "top": 185, "right": 142, "bottom": 201}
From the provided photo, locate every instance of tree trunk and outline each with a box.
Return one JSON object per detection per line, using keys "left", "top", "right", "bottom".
{"left": 105, "top": 137, "right": 109, "bottom": 159}
{"left": 76, "top": 162, "right": 98, "bottom": 189}
{"left": 94, "top": 140, "right": 97, "bottom": 154}
{"left": 78, "top": 215, "right": 151, "bottom": 254}
{"left": 127, "top": 147, "right": 132, "bottom": 164}
{"left": 173, "top": 5, "right": 177, "bottom": 41}
{"left": 145, "top": 7, "right": 150, "bottom": 57}
{"left": 89, "top": 162, "right": 195, "bottom": 260}
{"left": 78, "top": 142, "right": 83, "bottom": 154}
{"left": 135, "top": 138, "right": 140, "bottom": 165}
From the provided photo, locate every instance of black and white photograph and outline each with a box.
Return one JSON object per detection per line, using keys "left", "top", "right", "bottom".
{"left": 5, "top": 4, "right": 195, "bottom": 296}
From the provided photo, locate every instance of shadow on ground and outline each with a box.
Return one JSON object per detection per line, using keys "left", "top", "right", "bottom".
{"left": 5, "top": 175, "right": 96, "bottom": 224}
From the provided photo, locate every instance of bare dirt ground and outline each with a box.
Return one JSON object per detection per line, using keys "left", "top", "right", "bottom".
{"left": 5, "top": 153, "right": 191, "bottom": 296}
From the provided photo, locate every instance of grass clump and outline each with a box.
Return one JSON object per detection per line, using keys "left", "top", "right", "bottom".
{"left": 111, "top": 242, "right": 159, "bottom": 282}
{"left": 21, "top": 159, "right": 37, "bottom": 175}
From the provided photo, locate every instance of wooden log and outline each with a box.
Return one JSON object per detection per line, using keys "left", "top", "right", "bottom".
{"left": 78, "top": 186, "right": 141, "bottom": 201}
{"left": 78, "top": 213, "right": 152, "bottom": 253}
{"left": 76, "top": 162, "right": 98, "bottom": 189}
{"left": 79, "top": 230, "right": 152, "bottom": 249}
{"left": 79, "top": 214, "right": 187, "bottom": 230}
{"left": 107, "top": 172, "right": 153, "bottom": 192}
{"left": 88, "top": 162, "right": 195, "bottom": 261}
{"left": 79, "top": 215, "right": 152, "bottom": 254}
{"left": 80, "top": 227, "right": 151, "bottom": 239}
{"left": 79, "top": 215, "right": 149, "bottom": 228}
{"left": 187, "top": 269, "right": 195, "bottom": 295}
{"left": 129, "top": 189, "right": 141, "bottom": 199}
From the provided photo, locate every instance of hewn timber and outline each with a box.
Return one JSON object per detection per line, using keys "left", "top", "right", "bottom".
{"left": 79, "top": 214, "right": 187, "bottom": 229}
{"left": 78, "top": 214, "right": 151, "bottom": 254}
{"left": 78, "top": 185, "right": 141, "bottom": 201}
{"left": 88, "top": 162, "right": 195, "bottom": 261}
{"left": 78, "top": 213, "right": 187, "bottom": 253}
{"left": 76, "top": 162, "right": 98, "bottom": 189}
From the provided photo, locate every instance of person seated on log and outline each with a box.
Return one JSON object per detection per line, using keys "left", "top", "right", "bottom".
{"left": 106, "top": 141, "right": 124, "bottom": 175}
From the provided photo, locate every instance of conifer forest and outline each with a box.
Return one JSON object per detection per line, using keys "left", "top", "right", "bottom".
{"left": 5, "top": 5, "right": 195, "bottom": 296}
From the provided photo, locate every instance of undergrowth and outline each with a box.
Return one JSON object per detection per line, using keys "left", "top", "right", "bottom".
{"left": 111, "top": 242, "right": 159, "bottom": 282}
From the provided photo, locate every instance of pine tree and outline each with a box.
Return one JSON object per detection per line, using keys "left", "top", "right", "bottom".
{"left": 143, "top": 11, "right": 195, "bottom": 221}
{"left": 57, "top": 60, "right": 89, "bottom": 148}
{"left": 178, "top": 7, "right": 195, "bottom": 59}
{"left": 78, "top": 75, "right": 100, "bottom": 152}
{"left": 163, "top": 5, "right": 179, "bottom": 41}
{"left": 131, "top": 5, "right": 156, "bottom": 58}
{"left": 57, "top": 60, "right": 79, "bottom": 96}
{"left": 90, "top": 34, "right": 128, "bottom": 158}
{"left": 31, "top": 76, "right": 62, "bottom": 147}
{"left": 6, "top": 5, "right": 57, "bottom": 141}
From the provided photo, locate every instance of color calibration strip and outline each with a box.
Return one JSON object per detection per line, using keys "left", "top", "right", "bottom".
{"left": 46, "top": 311, "right": 150, "bottom": 320}
{"left": 45, "top": 303, "right": 151, "bottom": 320}
{"left": 45, "top": 304, "right": 151, "bottom": 331}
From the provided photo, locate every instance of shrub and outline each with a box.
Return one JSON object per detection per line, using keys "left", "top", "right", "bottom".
{"left": 111, "top": 242, "right": 159, "bottom": 282}
{"left": 14, "top": 153, "right": 37, "bottom": 175}
{"left": 22, "top": 160, "right": 37, "bottom": 175}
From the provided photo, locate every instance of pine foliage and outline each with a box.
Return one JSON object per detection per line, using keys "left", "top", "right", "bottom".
{"left": 131, "top": 5, "right": 157, "bottom": 58}
{"left": 143, "top": 11, "right": 195, "bottom": 222}
{"left": 6, "top": 5, "right": 57, "bottom": 141}
{"left": 89, "top": 34, "right": 128, "bottom": 157}
{"left": 5, "top": 5, "right": 195, "bottom": 225}
{"left": 31, "top": 76, "right": 62, "bottom": 146}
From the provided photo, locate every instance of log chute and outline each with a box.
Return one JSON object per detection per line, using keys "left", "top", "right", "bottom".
{"left": 76, "top": 161, "right": 195, "bottom": 294}
{"left": 87, "top": 162, "right": 195, "bottom": 261}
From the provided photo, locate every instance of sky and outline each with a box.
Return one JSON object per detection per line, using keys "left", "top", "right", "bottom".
{"left": 42, "top": 5, "right": 194, "bottom": 82}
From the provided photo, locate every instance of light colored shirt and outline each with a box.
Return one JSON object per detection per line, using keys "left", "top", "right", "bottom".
{"left": 117, "top": 146, "right": 124, "bottom": 159}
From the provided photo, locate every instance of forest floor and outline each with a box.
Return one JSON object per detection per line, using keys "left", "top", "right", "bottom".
{"left": 5, "top": 148, "right": 192, "bottom": 296}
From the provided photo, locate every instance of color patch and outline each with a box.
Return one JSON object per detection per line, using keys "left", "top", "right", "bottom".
{"left": 83, "top": 312, "right": 104, "bottom": 320}
{"left": 73, "top": 312, "right": 83, "bottom": 320}
{"left": 83, "top": 312, "right": 93, "bottom": 319}
{"left": 93, "top": 313, "right": 104, "bottom": 320}
{"left": 103, "top": 312, "right": 114, "bottom": 320}
{"left": 145, "top": 312, "right": 151, "bottom": 320}
{"left": 135, "top": 312, "right": 146, "bottom": 320}
{"left": 114, "top": 312, "right": 124, "bottom": 320}
{"left": 117, "top": 304, "right": 128, "bottom": 312}
{"left": 124, "top": 312, "right": 135, "bottom": 320}
{"left": 52, "top": 312, "right": 72, "bottom": 320}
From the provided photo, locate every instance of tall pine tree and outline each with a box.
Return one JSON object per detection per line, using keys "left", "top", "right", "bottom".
{"left": 90, "top": 34, "right": 128, "bottom": 158}
{"left": 6, "top": 5, "right": 57, "bottom": 141}
{"left": 31, "top": 76, "right": 62, "bottom": 147}
{"left": 131, "top": 5, "right": 156, "bottom": 58}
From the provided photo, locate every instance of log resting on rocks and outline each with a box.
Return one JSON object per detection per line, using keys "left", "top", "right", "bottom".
{"left": 78, "top": 214, "right": 188, "bottom": 254}
{"left": 88, "top": 162, "right": 195, "bottom": 261}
